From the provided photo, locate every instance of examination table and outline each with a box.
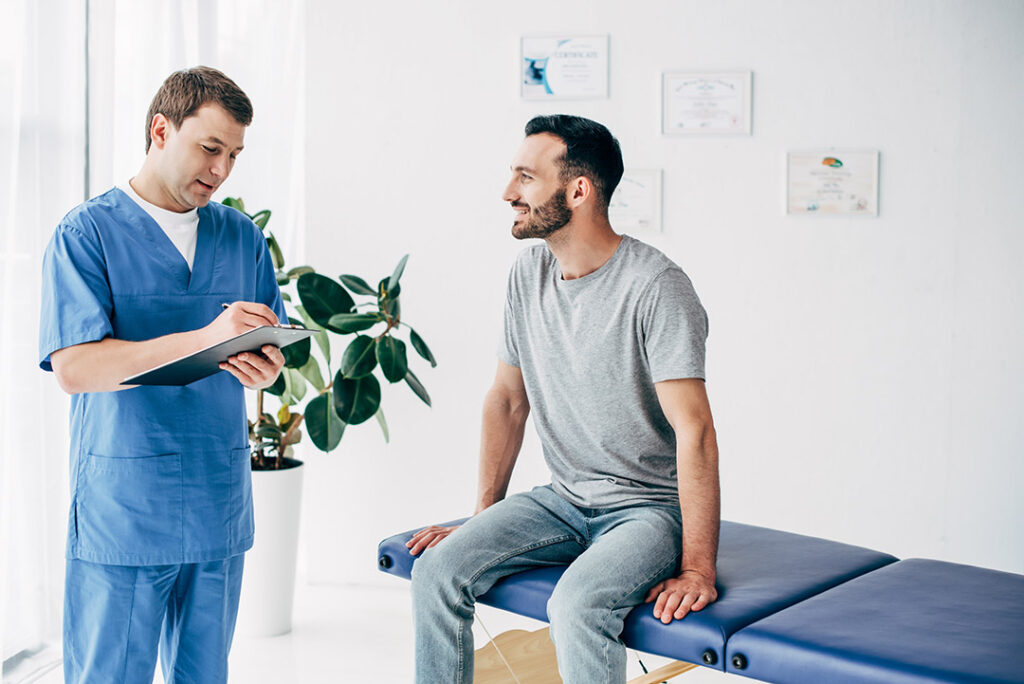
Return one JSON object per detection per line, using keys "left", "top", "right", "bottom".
{"left": 378, "top": 519, "right": 1024, "bottom": 683}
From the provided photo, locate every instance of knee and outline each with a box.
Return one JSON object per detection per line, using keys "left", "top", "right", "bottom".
{"left": 410, "top": 543, "right": 470, "bottom": 608}
{"left": 547, "top": 579, "right": 604, "bottom": 633}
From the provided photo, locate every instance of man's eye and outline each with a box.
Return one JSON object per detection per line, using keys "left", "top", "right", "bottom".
{"left": 521, "top": 174, "right": 532, "bottom": 181}
{"left": 202, "top": 145, "right": 218, "bottom": 154}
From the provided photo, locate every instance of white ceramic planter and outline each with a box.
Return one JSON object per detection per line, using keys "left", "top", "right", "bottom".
{"left": 235, "top": 460, "right": 304, "bottom": 637}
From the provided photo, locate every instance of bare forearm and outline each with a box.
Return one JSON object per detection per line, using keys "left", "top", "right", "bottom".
{"left": 50, "top": 301, "right": 281, "bottom": 394}
{"left": 475, "top": 387, "right": 529, "bottom": 513}
{"left": 50, "top": 329, "right": 217, "bottom": 394}
{"left": 677, "top": 424, "right": 720, "bottom": 579}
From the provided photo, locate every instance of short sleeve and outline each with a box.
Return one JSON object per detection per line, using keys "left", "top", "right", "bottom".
{"left": 496, "top": 268, "right": 520, "bottom": 368}
{"left": 639, "top": 268, "right": 708, "bottom": 382}
{"left": 38, "top": 224, "right": 114, "bottom": 371}
{"left": 253, "top": 234, "right": 287, "bottom": 324}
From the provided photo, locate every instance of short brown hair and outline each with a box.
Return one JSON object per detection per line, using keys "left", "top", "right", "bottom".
{"left": 144, "top": 66, "right": 253, "bottom": 152}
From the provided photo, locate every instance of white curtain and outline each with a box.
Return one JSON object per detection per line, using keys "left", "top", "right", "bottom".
{"left": 0, "top": 0, "right": 83, "bottom": 680}
{"left": 88, "top": 0, "right": 306, "bottom": 262}
{"left": 1, "top": 1, "right": 305, "bottom": 680}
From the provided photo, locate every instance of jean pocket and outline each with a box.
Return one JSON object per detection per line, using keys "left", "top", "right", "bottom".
{"left": 77, "top": 452, "right": 183, "bottom": 561}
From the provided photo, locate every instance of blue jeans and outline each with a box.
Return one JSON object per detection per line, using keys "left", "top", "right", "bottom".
{"left": 411, "top": 485, "right": 682, "bottom": 684}
{"left": 63, "top": 556, "right": 244, "bottom": 683}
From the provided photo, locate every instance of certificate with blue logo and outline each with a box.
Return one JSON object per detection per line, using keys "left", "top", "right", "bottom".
{"left": 521, "top": 35, "right": 609, "bottom": 99}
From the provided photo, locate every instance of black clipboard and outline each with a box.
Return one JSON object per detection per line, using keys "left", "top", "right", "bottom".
{"left": 122, "top": 325, "right": 317, "bottom": 386}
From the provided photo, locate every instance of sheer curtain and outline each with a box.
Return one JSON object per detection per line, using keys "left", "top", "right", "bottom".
{"left": 1, "top": 0, "right": 83, "bottom": 680}
{"left": 1, "top": 1, "right": 304, "bottom": 681}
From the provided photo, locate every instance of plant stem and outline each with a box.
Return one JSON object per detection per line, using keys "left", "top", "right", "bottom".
{"left": 278, "top": 414, "right": 305, "bottom": 469}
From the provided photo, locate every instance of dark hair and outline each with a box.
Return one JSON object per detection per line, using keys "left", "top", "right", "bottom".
{"left": 144, "top": 66, "right": 253, "bottom": 152}
{"left": 524, "top": 115, "right": 624, "bottom": 209}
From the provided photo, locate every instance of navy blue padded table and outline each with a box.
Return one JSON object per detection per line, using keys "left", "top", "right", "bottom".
{"left": 725, "top": 558, "right": 1024, "bottom": 684}
{"left": 377, "top": 519, "right": 897, "bottom": 671}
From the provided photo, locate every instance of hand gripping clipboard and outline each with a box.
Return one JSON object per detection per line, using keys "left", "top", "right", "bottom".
{"left": 122, "top": 326, "right": 317, "bottom": 386}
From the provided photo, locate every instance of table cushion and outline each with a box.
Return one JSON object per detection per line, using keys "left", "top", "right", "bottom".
{"left": 378, "top": 519, "right": 897, "bottom": 670}
{"left": 726, "top": 558, "right": 1024, "bottom": 683}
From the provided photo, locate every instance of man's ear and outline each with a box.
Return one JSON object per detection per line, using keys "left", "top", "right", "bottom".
{"left": 566, "top": 176, "right": 593, "bottom": 209}
{"left": 149, "top": 113, "right": 171, "bottom": 151}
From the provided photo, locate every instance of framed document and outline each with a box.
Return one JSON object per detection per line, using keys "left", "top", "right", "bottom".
{"left": 662, "top": 71, "right": 752, "bottom": 136}
{"left": 609, "top": 169, "right": 662, "bottom": 233}
{"left": 521, "top": 35, "right": 609, "bottom": 99}
{"left": 787, "top": 150, "right": 879, "bottom": 216}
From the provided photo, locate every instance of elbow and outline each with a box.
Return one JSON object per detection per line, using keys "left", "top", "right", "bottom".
{"left": 52, "top": 366, "right": 80, "bottom": 394}
{"left": 50, "top": 355, "right": 85, "bottom": 394}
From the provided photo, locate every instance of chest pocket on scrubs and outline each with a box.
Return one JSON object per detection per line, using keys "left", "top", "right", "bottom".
{"left": 77, "top": 452, "right": 183, "bottom": 563}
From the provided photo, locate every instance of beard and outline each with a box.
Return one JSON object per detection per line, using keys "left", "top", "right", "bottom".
{"left": 511, "top": 187, "right": 573, "bottom": 240}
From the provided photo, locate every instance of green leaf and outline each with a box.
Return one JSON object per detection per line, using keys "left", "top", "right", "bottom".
{"left": 280, "top": 368, "right": 297, "bottom": 405}
{"left": 295, "top": 304, "right": 331, "bottom": 364}
{"left": 341, "top": 335, "right": 378, "bottom": 378}
{"left": 251, "top": 209, "right": 271, "bottom": 229}
{"left": 388, "top": 254, "right": 409, "bottom": 291}
{"left": 376, "top": 336, "right": 408, "bottom": 383}
{"left": 297, "top": 355, "right": 326, "bottom": 392}
{"left": 328, "top": 312, "right": 382, "bottom": 334}
{"left": 405, "top": 368, "right": 432, "bottom": 407}
{"left": 376, "top": 276, "right": 401, "bottom": 300}
{"left": 408, "top": 327, "right": 436, "bottom": 368}
{"left": 374, "top": 406, "right": 390, "bottom": 443}
{"left": 287, "top": 265, "right": 315, "bottom": 279}
{"left": 294, "top": 304, "right": 324, "bottom": 331}
{"left": 332, "top": 372, "right": 381, "bottom": 425}
{"left": 287, "top": 368, "right": 307, "bottom": 402}
{"left": 256, "top": 424, "right": 283, "bottom": 439}
{"left": 297, "top": 273, "right": 356, "bottom": 332}
{"left": 222, "top": 197, "right": 246, "bottom": 213}
{"left": 276, "top": 273, "right": 290, "bottom": 286}
{"left": 266, "top": 233, "right": 285, "bottom": 271}
{"left": 265, "top": 373, "right": 286, "bottom": 397}
{"left": 281, "top": 292, "right": 291, "bottom": 302}
{"left": 339, "top": 274, "right": 377, "bottom": 296}
{"left": 305, "top": 392, "right": 345, "bottom": 452}
{"left": 385, "top": 296, "right": 401, "bottom": 320}
{"left": 281, "top": 318, "right": 312, "bottom": 368}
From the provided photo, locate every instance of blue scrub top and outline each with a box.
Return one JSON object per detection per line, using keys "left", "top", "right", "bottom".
{"left": 39, "top": 188, "right": 287, "bottom": 566}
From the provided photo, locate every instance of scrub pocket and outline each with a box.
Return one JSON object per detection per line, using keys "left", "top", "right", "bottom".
{"left": 76, "top": 452, "right": 183, "bottom": 563}
{"left": 227, "top": 446, "right": 255, "bottom": 549}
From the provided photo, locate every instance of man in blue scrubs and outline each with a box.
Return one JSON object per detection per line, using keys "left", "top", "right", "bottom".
{"left": 39, "top": 67, "right": 287, "bottom": 683}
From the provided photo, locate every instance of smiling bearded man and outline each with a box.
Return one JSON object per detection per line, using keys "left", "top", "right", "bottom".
{"left": 407, "top": 115, "right": 720, "bottom": 684}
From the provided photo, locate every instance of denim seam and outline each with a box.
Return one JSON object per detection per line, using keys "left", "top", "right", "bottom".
{"left": 598, "top": 555, "right": 679, "bottom": 676}
{"left": 454, "top": 533, "right": 581, "bottom": 682}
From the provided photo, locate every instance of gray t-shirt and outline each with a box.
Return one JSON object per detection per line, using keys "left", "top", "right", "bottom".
{"left": 499, "top": 235, "right": 708, "bottom": 509}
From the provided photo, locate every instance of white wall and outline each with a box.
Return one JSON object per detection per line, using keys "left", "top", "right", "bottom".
{"left": 301, "top": 0, "right": 1024, "bottom": 586}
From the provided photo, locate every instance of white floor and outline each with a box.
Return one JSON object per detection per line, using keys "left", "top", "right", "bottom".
{"left": 37, "top": 581, "right": 739, "bottom": 683}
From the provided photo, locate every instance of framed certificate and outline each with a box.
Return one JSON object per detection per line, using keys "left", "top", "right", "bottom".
{"left": 521, "top": 35, "right": 609, "bottom": 99}
{"left": 787, "top": 150, "right": 880, "bottom": 216}
{"left": 608, "top": 169, "right": 662, "bottom": 233}
{"left": 662, "top": 71, "right": 752, "bottom": 136}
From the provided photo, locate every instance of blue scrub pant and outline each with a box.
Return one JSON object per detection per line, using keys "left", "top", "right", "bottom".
{"left": 63, "top": 555, "right": 244, "bottom": 684}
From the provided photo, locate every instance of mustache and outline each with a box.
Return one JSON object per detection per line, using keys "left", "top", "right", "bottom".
{"left": 510, "top": 201, "right": 530, "bottom": 210}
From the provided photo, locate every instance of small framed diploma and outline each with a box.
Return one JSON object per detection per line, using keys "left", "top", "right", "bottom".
{"left": 662, "top": 71, "right": 752, "bottom": 136}
{"left": 608, "top": 169, "right": 663, "bottom": 233}
{"left": 521, "top": 35, "right": 609, "bottom": 99}
{"left": 786, "top": 150, "right": 880, "bottom": 216}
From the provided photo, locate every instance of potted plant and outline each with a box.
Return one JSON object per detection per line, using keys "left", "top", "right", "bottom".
{"left": 223, "top": 197, "right": 436, "bottom": 636}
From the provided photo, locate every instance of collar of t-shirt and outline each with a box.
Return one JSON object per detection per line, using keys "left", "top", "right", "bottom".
{"left": 119, "top": 180, "right": 200, "bottom": 271}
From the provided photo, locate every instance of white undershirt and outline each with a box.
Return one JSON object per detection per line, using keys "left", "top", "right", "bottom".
{"left": 120, "top": 180, "right": 200, "bottom": 271}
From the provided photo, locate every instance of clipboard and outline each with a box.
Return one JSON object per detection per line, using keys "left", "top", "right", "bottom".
{"left": 122, "top": 325, "right": 317, "bottom": 386}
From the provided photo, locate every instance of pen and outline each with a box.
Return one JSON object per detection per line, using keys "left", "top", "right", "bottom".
{"left": 221, "top": 302, "right": 299, "bottom": 329}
